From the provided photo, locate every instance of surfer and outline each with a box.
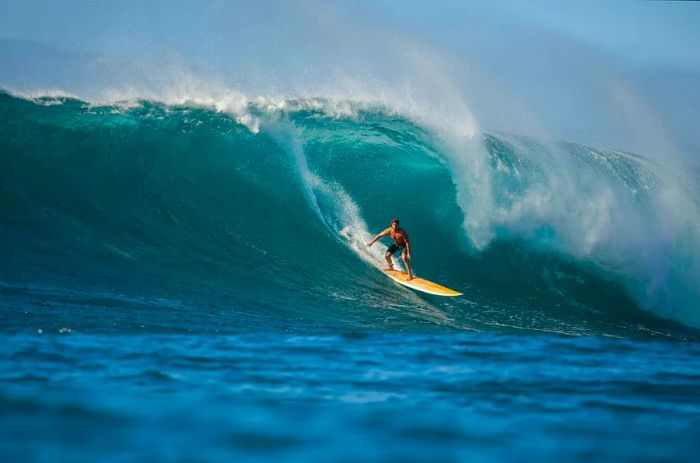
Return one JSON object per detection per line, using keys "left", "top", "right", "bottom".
{"left": 367, "top": 218, "right": 414, "bottom": 280}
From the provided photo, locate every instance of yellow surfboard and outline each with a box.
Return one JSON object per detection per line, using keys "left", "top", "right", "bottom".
{"left": 384, "top": 269, "right": 462, "bottom": 297}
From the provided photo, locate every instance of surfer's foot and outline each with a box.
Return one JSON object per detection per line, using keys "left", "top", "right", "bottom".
{"left": 383, "top": 265, "right": 394, "bottom": 270}
{"left": 407, "top": 275, "right": 414, "bottom": 281}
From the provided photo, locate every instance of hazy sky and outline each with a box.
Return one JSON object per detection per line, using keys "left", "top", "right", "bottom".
{"left": 1, "top": 0, "right": 698, "bottom": 161}
{"left": 1, "top": 1, "right": 698, "bottom": 69}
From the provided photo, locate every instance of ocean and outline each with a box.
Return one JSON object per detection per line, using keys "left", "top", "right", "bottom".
{"left": 1, "top": 90, "right": 699, "bottom": 462}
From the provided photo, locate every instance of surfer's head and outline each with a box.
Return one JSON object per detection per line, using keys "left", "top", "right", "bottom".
{"left": 391, "top": 218, "right": 399, "bottom": 228}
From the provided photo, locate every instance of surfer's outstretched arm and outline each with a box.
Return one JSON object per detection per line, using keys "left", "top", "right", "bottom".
{"left": 366, "top": 228, "right": 391, "bottom": 247}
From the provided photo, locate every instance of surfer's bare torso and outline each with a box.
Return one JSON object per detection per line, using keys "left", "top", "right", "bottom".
{"left": 389, "top": 227, "right": 408, "bottom": 246}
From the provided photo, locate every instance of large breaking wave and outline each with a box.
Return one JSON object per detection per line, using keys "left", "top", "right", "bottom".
{"left": 1, "top": 90, "right": 699, "bottom": 338}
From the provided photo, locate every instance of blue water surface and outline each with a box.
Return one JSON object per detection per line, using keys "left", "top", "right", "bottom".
{"left": 2, "top": 331, "right": 699, "bottom": 462}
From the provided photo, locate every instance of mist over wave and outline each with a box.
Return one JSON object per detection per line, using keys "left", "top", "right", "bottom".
{"left": 1, "top": 90, "right": 699, "bottom": 338}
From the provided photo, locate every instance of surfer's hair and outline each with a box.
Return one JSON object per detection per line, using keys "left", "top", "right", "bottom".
{"left": 391, "top": 218, "right": 399, "bottom": 225}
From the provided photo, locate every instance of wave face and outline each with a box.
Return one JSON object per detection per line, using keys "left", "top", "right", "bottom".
{"left": 1, "top": 91, "right": 699, "bottom": 338}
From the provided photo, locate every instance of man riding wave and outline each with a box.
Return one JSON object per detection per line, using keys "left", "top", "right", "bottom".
{"left": 367, "top": 218, "right": 413, "bottom": 280}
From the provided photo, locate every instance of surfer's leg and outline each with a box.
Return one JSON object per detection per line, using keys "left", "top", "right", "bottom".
{"left": 402, "top": 250, "right": 413, "bottom": 280}
{"left": 385, "top": 251, "right": 394, "bottom": 269}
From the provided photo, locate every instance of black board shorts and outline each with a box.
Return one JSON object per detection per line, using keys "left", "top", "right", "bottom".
{"left": 387, "top": 243, "right": 406, "bottom": 255}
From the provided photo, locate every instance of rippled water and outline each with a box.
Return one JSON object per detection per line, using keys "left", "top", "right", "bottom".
{"left": 3, "top": 332, "right": 699, "bottom": 462}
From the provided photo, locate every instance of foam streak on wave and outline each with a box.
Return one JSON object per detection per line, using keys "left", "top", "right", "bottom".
{"left": 262, "top": 116, "right": 401, "bottom": 271}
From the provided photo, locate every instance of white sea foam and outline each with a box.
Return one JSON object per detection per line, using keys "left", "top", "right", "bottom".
{"left": 260, "top": 115, "right": 394, "bottom": 270}
{"left": 8, "top": 87, "right": 80, "bottom": 105}
{"left": 451, "top": 133, "right": 700, "bottom": 327}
